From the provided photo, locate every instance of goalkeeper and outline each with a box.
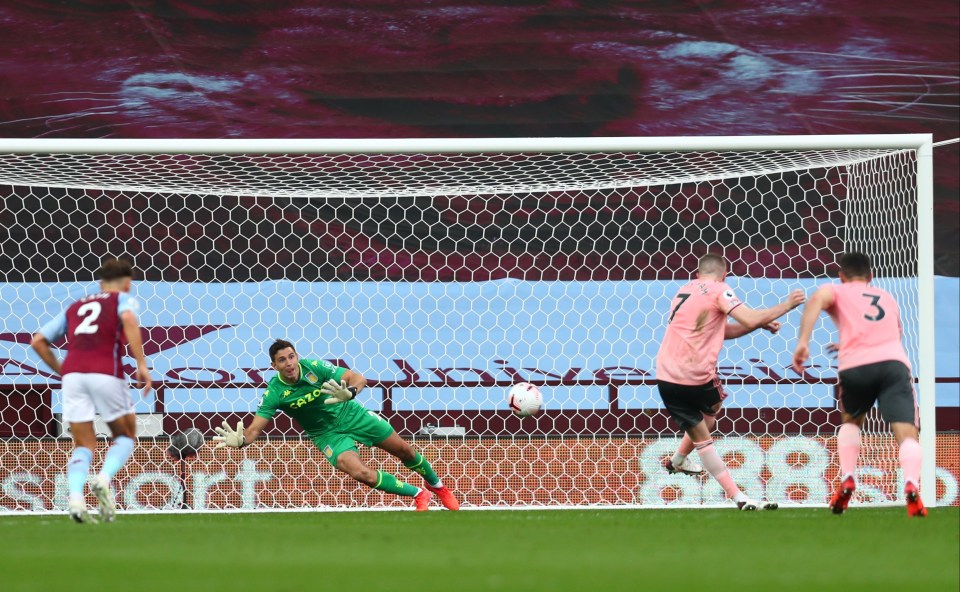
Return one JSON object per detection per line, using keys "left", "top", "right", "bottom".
{"left": 213, "top": 339, "right": 459, "bottom": 511}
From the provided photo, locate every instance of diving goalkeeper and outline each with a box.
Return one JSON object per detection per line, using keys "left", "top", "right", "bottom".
{"left": 213, "top": 339, "right": 459, "bottom": 511}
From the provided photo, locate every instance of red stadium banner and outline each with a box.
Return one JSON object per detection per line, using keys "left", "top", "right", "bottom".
{"left": 2, "top": 434, "right": 957, "bottom": 511}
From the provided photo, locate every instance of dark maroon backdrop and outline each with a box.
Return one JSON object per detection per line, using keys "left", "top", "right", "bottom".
{"left": 0, "top": 0, "right": 957, "bottom": 276}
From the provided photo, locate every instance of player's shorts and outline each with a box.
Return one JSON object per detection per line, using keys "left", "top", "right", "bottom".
{"left": 657, "top": 378, "right": 726, "bottom": 431}
{"left": 61, "top": 372, "right": 134, "bottom": 423}
{"left": 312, "top": 403, "right": 395, "bottom": 466}
{"left": 837, "top": 360, "right": 918, "bottom": 425}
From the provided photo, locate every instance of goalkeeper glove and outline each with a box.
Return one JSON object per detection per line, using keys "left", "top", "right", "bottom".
{"left": 213, "top": 420, "right": 247, "bottom": 449}
{"left": 322, "top": 379, "right": 358, "bottom": 405}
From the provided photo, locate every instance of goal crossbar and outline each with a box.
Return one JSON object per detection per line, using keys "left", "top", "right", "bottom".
{"left": 0, "top": 134, "right": 934, "bottom": 155}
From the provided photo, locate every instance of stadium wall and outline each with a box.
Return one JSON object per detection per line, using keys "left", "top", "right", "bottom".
{"left": 1, "top": 278, "right": 957, "bottom": 509}
{"left": 2, "top": 278, "right": 957, "bottom": 406}
{"left": 2, "top": 435, "right": 958, "bottom": 510}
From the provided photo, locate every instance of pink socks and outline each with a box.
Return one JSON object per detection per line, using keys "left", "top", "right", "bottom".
{"left": 837, "top": 423, "right": 861, "bottom": 481}
{"left": 695, "top": 439, "right": 742, "bottom": 500}
{"left": 899, "top": 437, "right": 922, "bottom": 489}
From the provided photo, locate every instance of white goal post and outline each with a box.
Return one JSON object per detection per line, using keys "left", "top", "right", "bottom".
{"left": 0, "top": 134, "right": 939, "bottom": 512}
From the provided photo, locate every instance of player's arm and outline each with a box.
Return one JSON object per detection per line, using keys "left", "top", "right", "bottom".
{"left": 215, "top": 381, "right": 281, "bottom": 450}
{"left": 792, "top": 286, "right": 835, "bottom": 373}
{"left": 728, "top": 289, "right": 806, "bottom": 333}
{"left": 321, "top": 369, "right": 369, "bottom": 404}
{"left": 30, "top": 311, "right": 67, "bottom": 375}
{"left": 724, "top": 319, "right": 782, "bottom": 340}
{"left": 341, "top": 369, "right": 368, "bottom": 393}
{"left": 243, "top": 414, "right": 270, "bottom": 444}
{"left": 213, "top": 415, "right": 270, "bottom": 449}
{"left": 30, "top": 333, "right": 62, "bottom": 375}
{"left": 120, "top": 309, "right": 152, "bottom": 395}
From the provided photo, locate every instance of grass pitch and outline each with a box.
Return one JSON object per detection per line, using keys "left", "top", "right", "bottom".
{"left": 1, "top": 507, "right": 957, "bottom": 592}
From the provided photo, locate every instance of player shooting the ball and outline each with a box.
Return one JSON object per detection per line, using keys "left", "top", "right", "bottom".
{"left": 212, "top": 339, "right": 459, "bottom": 511}
{"left": 656, "top": 254, "right": 805, "bottom": 510}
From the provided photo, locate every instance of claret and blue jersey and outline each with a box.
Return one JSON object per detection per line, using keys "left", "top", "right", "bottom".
{"left": 39, "top": 291, "right": 140, "bottom": 378}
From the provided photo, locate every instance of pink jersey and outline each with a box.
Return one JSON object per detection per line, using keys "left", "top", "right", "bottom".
{"left": 656, "top": 280, "right": 742, "bottom": 385}
{"left": 824, "top": 281, "right": 910, "bottom": 371}
{"left": 39, "top": 291, "right": 140, "bottom": 378}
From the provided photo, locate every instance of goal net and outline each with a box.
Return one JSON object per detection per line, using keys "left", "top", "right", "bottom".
{"left": 0, "top": 136, "right": 941, "bottom": 512}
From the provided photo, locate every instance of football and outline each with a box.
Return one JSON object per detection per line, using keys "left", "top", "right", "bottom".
{"left": 507, "top": 382, "right": 543, "bottom": 417}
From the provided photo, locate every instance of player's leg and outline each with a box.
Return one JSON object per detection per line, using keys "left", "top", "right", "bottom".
{"left": 334, "top": 449, "right": 389, "bottom": 487}
{"left": 342, "top": 405, "right": 459, "bottom": 510}
{"left": 89, "top": 413, "right": 136, "bottom": 522}
{"left": 831, "top": 411, "right": 866, "bottom": 514}
{"left": 877, "top": 362, "right": 926, "bottom": 517}
{"left": 667, "top": 412, "right": 714, "bottom": 475}
{"left": 89, "top": 375, "right": 137, "bottom": 522}
{"left": 375, "top": 432, "right": 460, "bottom": 510}
{"left": 67, "top": 421, "right": 97, "bottom": 523}
{"left": 830, "top": 366, "right": 879, "bottom": 515}
{"left": 659, "top": 381, "right": 771, "bottom": 510}
{"left": 333, "top": 448, "right": 431, "bottom": 510}
{"left": 668, "top": 379, "right": 725, "bottom": 476}
{"left": 319, "top": 423, "right": 431, "bottom": 510}
{"left": 837, "top": 412, "right": 867, "bottom": 480}
{"left": 62, "top": 374, "right": 97, "bottom": 523}
{"left": 685, "top": 407, "right": 760, "bottom": 510}
{"left": 891, "top": 421, "right": 925, "bottom": 517}
{"left": 102, "top": 412, "right": 136, "bottom": 482}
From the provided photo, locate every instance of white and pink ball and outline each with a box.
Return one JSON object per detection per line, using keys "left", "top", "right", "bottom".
{"left": 507, "top": 382, "right": 543, "bottom": 417}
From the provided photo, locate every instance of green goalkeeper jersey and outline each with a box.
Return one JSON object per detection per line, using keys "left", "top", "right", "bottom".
{"left": 256, "top": 358, "right": 355, "bottom": 438}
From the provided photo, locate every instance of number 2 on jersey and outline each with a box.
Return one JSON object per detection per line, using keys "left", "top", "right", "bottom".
{"left": 861, "top": 293, "right": 886, "bottom": 322}
{"left": 74, "top": 301, "right": 102, "bottom": 334}
{"left": 669, "top": 293, "right": 691, "bottom": 323}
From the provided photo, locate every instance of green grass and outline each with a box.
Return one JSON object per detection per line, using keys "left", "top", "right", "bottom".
{"left": 1, "top": 507, "right": 957, "bottom": 592}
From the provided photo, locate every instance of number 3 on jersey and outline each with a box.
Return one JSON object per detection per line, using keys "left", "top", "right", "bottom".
{"left": 74, "top": 301, "right": 102, "bottom": 334}
{"left": 861, "top": 293, "right": 886, "bottom": 322}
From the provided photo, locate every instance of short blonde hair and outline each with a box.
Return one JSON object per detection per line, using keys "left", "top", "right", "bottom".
{"left": 698, "top": 254, "right": 727, "bottom": 276}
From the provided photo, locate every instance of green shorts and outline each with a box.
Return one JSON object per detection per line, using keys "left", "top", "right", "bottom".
{"left": 312, "top": 403, "right": 395, "bottom": 466}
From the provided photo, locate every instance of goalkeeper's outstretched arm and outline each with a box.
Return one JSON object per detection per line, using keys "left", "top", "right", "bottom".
{"left": 243, "top": 415, "right": 270, "bottom": 445}
{"left": 213, "top": 415, "right": 270, "bottom": 449}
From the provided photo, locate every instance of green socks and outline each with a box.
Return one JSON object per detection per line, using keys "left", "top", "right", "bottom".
{"left": 374, "top": 471, "right": 420, "bottom": 497}
{"left": 369, "top": 452, "right": 441, "bottom": 498}
{"left": 404, "top": 452, "right": 441, "bottom": 487}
